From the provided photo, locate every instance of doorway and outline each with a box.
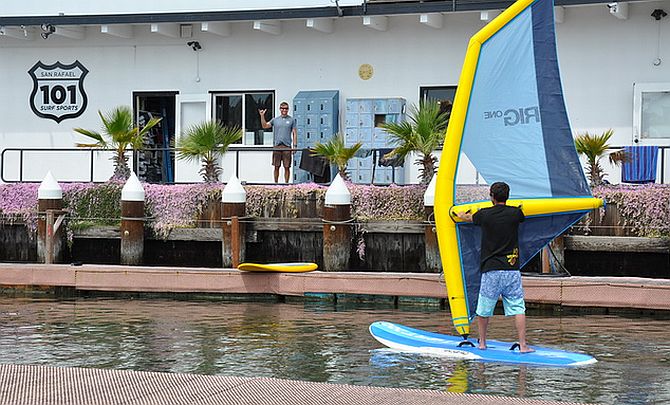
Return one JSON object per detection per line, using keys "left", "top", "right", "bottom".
{"left": 133, "top": 92, "right": 177, "bottom": 183}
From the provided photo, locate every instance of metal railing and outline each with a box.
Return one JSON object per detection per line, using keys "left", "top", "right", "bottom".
{"left": 2, "top": 145, "right": 668, "bottom": 184}
{"left": 0, "top": 146, "right": 400, "bottom": 184}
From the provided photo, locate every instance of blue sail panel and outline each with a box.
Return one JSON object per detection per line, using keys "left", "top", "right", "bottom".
{"left": 531, "top": 0, "right": 591, "bottom": 197}
{"left": 460, "top": 8, "right": 549, "bottom": 198}
{"left": 457, "top": 211, "right": 587, "bottom": 319}
{"left": 458, "top": 0, "right": 590, "bottom": 199}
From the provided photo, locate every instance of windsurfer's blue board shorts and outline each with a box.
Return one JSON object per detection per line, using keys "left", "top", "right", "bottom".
{"left": 476, "top": 270, "right": 526, "bottom": 317}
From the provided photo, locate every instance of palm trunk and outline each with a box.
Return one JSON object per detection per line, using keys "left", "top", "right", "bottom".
{"left": 111, "top": 151, "right": 131, "bottom": 181}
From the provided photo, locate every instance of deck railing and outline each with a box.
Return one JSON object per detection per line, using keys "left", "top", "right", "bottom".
{"left": 2, "top": 145, "right": 668, "bottom": 184}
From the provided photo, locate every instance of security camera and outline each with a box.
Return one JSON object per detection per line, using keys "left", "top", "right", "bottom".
{"left": 607, "top": 3, "right": 618, "bottom": 12}
{"left": 41, "top": 23, "right": 55, "bottom": 33}
{"left": 40, "top": 23, "right": 56, "bottom": 39}
{"left": 187, "top": 41, "right": 202, "bottom": 51}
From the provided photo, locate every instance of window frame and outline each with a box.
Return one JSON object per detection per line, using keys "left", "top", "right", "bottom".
{"left": 211, "top": 90, "right": 276, "bottom": 146}
{"left": 633, "top": 82, "right": 670, "bottom": 145}
{"left": 419, "top": 85, "right": 457, "bottom": 105}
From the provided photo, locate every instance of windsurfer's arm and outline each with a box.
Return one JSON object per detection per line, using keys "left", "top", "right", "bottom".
{"left": 454, "top": 210, "right": 473, "bottom": 222}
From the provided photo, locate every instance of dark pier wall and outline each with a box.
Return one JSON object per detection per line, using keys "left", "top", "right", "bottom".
{"left": 0, "top": 224, "right": 37, "bottom": 262}
{"left": 2, "top": 223, "right": 669, "bottom": 278}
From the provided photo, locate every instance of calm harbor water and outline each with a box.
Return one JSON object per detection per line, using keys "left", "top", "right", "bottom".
{"left": 0, "top": 296, "right": 668, "bottom": 404}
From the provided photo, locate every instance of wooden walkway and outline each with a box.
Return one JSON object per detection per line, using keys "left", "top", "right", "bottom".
{"left": 0, "top": 364, "right": 592, "bottom": 405}
{"left": 0, "top": 263, "right": 668, "bottom": 311}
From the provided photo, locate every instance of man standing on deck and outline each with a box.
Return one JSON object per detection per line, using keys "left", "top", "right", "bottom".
{"left": 455, "top": 182, "right": 534, "bottom": 353}
{"left": 259, "top": 101, "right": 297, "bottom": 183}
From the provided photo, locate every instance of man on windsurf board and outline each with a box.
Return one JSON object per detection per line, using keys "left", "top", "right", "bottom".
{"left": 455, "top": 182, "right": 534, "bottom": 353}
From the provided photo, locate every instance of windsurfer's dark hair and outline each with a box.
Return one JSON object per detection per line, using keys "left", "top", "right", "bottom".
{"left": 490, "top": 182, "right": 510, "bottom": 203}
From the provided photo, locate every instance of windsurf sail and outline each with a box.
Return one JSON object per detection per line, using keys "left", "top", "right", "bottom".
{"left": 434, "top": 0, "right": 603, "bottom": 338}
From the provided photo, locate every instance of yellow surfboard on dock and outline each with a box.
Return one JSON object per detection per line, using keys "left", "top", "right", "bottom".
{"left": 237, "top": 262, "right": 318, "bottom": 273}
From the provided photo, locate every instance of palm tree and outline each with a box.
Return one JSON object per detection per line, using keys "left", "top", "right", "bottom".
{"left": 575, "top": 129, "right": 626, "bottom": 186}
{"left": 380, "top": 100, "right": 450, "bottom": 185}
{"left": 311, "top": 133, "right": 362, "bottom": 181}
{"left": 177, "top": 121, "right": 242, "bottom": 182}
{"left": 74, "top": 106, "right": 161, "bottom": 180}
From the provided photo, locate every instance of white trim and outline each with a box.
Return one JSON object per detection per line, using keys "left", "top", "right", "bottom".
{"left": 633, "top": 82, "right": 670, "bottom": 145}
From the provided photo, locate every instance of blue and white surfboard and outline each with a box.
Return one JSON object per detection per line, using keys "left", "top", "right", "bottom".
{"left": 369, "top": 321, "right": 597, "bottom": 367}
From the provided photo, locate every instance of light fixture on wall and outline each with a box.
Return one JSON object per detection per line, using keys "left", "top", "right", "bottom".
{"left": 334, "top": 0, "right": 343, "bottom": 17}
{"left": 606, "top": 2, "right": 628, "bottom": 19}
{"left": 187, "top": 41, "right": 202, "bottom": 51}
{"left": 186, "top": 41, "right": 202, "bottom": 82}
{"left": 40, "top": 23, "right": 56, "bottom": 39}
{"left": 651, "top": 9, "right": 667, "bottom": 20}
{"left": 651, "top": 9, "right": 667, "bottom": 66}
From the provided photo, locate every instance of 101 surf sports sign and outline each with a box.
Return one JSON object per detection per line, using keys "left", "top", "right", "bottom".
{"left": 29, "top": 61, "right": 89, "bottom": 123}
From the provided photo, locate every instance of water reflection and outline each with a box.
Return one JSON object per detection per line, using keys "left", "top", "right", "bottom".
{"left": 0, "top": 297, "right": 668, "bottom": 404}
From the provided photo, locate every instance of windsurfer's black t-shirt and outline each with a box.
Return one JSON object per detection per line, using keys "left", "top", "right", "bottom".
{"left": 472, "top": 204, "right": 525, "bottom": 273}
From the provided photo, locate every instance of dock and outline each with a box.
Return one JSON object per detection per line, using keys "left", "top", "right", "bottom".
{"left": 0, "top": 263, "right": 668, "bottom": 311}
{"left": 0, "top": 364, "right": 592, "bottom": 405}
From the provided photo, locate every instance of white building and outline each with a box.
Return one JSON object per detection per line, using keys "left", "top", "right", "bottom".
{"left": 1, "top": 0, "right": 668, "bottom": 184}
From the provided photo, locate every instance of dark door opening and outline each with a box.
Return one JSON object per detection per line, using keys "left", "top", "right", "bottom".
{"left": 133, "top": 92, "right": 177, "bottom": 183}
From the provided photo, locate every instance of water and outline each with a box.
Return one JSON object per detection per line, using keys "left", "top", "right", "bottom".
{"left": 0, "top": 296, "right": 668, "bottom": 404}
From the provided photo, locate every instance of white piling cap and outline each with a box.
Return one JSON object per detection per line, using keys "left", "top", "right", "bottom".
{"left": 424, "top": 174, "right": 437, "bottom": 207}
{"left": 325, "top": 173, "right": 351, "bottom": 205}
{"left": 38, "top": 171, "right": 62, "bottom": 200}
{"left": 121, "top": 172, "right": 145, "bottom": 202}
{"left": 222, "top": 174, "right": 246, "bottom": 203}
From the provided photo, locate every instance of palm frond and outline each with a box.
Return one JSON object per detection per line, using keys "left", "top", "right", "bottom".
{"left": 575, "top": 129, "right": 621, "bottom": 186}
{"left": 379, "top": 100, "right": 449, "bottom": 183}
{"left": 74, "top": 105, "right": 163, "bottom": 180}
{"left": 311, "top": 134, "right": 362, "bottom": 178}
{"left": 73, "top": 128, "right": 106, "bottom": 147}
{"left": 177, "top": 121, "right": 241, "bottom": 181}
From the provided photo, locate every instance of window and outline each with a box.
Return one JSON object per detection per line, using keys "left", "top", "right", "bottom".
{"left": 633, "top": 83, "right": 670, "bottom": 143}
{"left": 420, "top": 85, "right": 456, "bottom": 116}
{"left": 213, "top": 91, "right": 274, "bottom": 145}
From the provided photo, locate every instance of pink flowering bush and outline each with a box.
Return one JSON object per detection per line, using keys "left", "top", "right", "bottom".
{"left": 246, "top": 182, "right": 326, "bottom": 218}
{"left": 144, "top": 183, "right": 221, "bottom": 239}
{"left": 593, "top": 184, "right": 670, "bottom": 237}
{"left": 63, "top": 182, "right": 122, "bottom": 227}
{"left": 0, "top": 183, "right": 40, "bottom": 229}
{"left": 1, "top": 181, "right": 667, "bottom": 239}
{"left": 350, "top": 184, "right": 425, "bottom": 220}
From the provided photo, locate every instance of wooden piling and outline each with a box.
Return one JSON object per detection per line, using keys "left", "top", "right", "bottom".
{"left": 120, "top": 173, "right": 145, "bottom": 266}
{"left": 37, "top": 199, "right": 64, "bottom": 264}
{"left": 323, "top": 204, "right": 352, "bottom": 272}
{"left": 541, "top": 236, "right": 565, "bottom": 274}
{"left": 424, "top": 206, "right": 441, "bottom": 273}
{"left": 120, "top": 200, "right": 144, "bottom": 265}
{"left": 37, "top": 172, "right": 64, "bottom": 264}
{"left": 222, "top": 202, "right": 246, "bottom": 268}
{"left": 423, "top": 175, "right": 441, "bottom": 273}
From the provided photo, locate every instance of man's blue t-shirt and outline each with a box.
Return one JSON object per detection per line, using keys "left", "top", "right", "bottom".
{"left": 269, "top": 115, "right": 296, "bottom": 147}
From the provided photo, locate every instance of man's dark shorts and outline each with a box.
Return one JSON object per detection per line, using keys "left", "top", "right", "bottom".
{"left": 272, "top": 144, "right": 292, "bottom": 168}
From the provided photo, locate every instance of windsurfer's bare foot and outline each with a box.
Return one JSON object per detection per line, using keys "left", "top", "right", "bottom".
{"left": 478, "top": 339, "right": 487, "bottom": 350}
{"left": 519, "top": 345, "right": 535, "bottom": 353}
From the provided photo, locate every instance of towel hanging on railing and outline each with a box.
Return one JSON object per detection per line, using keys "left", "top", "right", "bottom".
{"left": 621, "top": 145, "right": 659, "bottom": 184}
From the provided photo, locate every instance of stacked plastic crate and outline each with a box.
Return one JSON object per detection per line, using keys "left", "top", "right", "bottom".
{"left": 345, "top": 97, "right": 406, "bottom": 184}
{"left": 292, "top": 90, "right": 339, "bottom": 183}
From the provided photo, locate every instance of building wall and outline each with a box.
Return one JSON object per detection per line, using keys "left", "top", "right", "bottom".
{"left": 0, "top": 1, "right": 668, "bottom": 184}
